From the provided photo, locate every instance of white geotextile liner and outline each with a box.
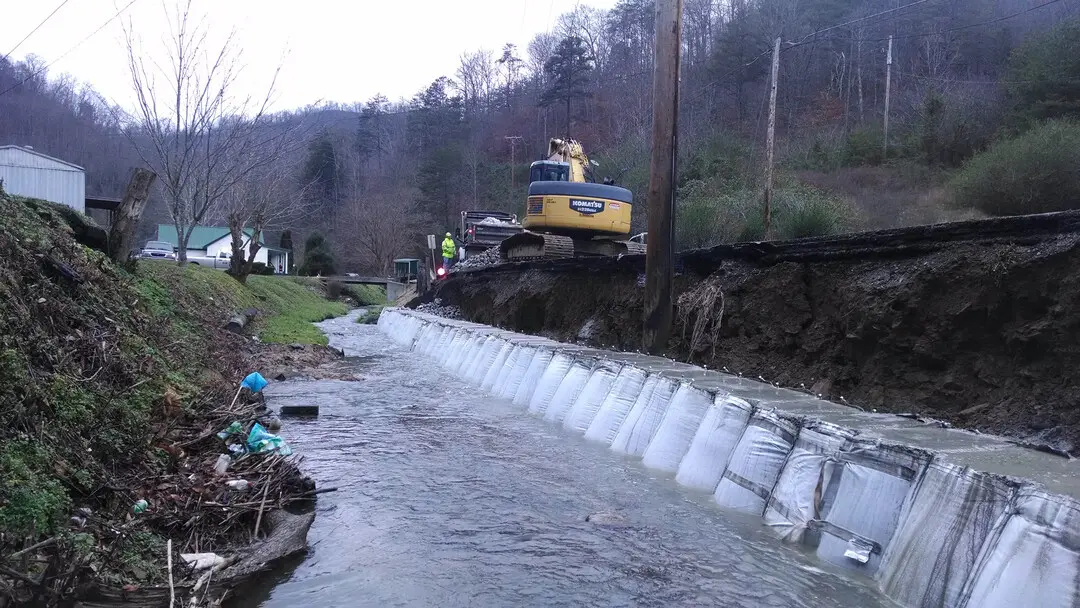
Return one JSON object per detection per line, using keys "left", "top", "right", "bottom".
{"left": 435, "top": 327, "right": 457, "bottom": 359}
{"left": 527, "top": 353, "right": 574, "bottom": 415}
{"left": 415, "top": 324, "right": 435, "bottom": 356}
{"left": 641, "top": 384, "right": 713, "bottom": 473}
{"left": 461, "top": 335, "right": 492, "bottom": 376}
{"left": 713, "top": 410, "right": 797, "bottom": 514}
{"left": 513, "top": 349, "right": 554, "bottom": 406}
{"left": 428, "top": 325, "right": 453, "bottom": 357}
{"left": 877, "top": 462, "right": 1017, "bottom": 608}
{"left": 611, "top": 376, "right": 679, "bottom": 457}
{"left": 811, "top": 442, "right": 929, "bottom": 575}
{"left": 584, "top": 367, "right": 649, "bottom": 445}
{"left": 563, "top": 364, "right": 621, "bottom": 434}
{"left": 481, "top": 341, "right": 514, "bottom": 390}
{"left": 543, "top": 361, "right": 593, "bottom": 424}
{"left": 499, "top": 346, "right": 536, "bottom": 400}
{"left": 468, "top": 338, "right": 504, "bottom": 384}
{"left": 491, "top": 346, "right": 523, "bottom": 396}
{"left": 958, "top": 489, "right": 1080, "bottom": 608}
{"left": 439, "top": 329, "right": 466, "bottom": 367}
{"left": 464, "top": 337, "right": 499, "bottom": 382}
{"left": 763, "top": 421, "right": 855, "bottom": 543}
{"left": 675, "top": 395, "right": 753, "bottom": 491}
{"left": 450, "top": 335, "right": 481, "bottom": 374}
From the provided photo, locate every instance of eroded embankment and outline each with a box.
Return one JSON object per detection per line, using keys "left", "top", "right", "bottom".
{"left": 435, "top": 212, "right": 1080, "bottom": 452}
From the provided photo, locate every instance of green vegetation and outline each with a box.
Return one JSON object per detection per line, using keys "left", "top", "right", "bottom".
{"left": 1006, "top": 18, "right": 1080, "bottom": 125}
{"left": 356, "top": 306, "right": 385, "bottom": 325}
{"left": 949, "top": 120, "right": 1080, "bottom": 216}
{"left": 346, "top": 284, "right": 387, "bottom": 306}
{"left": 0, "top": 185, "right": 348, "bottom": 570}
{"left": 298, "top": 232, "right": 336, "bottom": 276}
{"left": 135, "top": 263, "right": 347, "bottom": 345}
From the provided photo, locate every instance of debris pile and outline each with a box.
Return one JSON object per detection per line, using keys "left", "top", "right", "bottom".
{"left": 416, "top": 298, "right": 464, "bottom": 319}
{"left": 452, "top": 247, "right": 502, "bottom": 271}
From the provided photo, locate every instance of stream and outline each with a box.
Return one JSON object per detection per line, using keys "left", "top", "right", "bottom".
{"left": 235, "top": 311, "right": 894, "bottom": 607}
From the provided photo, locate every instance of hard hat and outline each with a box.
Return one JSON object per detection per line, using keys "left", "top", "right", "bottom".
{"left": 445, "top": 232, "right": 451, "bottom": 237}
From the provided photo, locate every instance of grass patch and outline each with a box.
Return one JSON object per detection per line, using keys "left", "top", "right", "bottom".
{"left": 346, "top": 284, "right": 387, "bottom": 306}
{"left": 356, "top": 306, "right": 384, "bottom": 325}
{"left": 134, "top": 265, "right": 347, "bottom": 345}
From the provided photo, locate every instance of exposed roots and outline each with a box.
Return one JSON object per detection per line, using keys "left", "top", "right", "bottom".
{"left": 677, "top": 278, "right": 726, "bottom": 362}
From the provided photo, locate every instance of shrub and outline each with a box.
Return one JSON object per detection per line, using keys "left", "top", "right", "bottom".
{"left": 356, "top": 306, "right": 384, "bottom": 324}
{"left": 675, "top": 181, "right": 856, "bottom": 248}
{"left": 948, "top": 119, "right": 1080, "bottom": 216}
{"left": 249, "top": 262, "right": 275, "bottom": 276}
{"left": 345, "top": 284, "right": 387, "bottom": 306}
{"left": 326, "top": 280, "right": 344, "bottom": 300}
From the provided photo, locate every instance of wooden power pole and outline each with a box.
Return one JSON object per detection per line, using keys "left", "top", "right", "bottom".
{"left": 883, "top": 34, "right": 893, "bottom": 158}
{"left": 763, "top": 36, "right": 781, "bottom": 237}
{"left": 643, "top": 0, "right": 682, "bottom": 355}
{"left": 505, "top": 135, "right": 523, "bottom": 191}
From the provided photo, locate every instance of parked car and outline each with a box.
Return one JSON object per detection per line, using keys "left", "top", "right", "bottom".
{"left": 188, "top": 251, "right": 232, "bottom": 270}
{"left": 139, "top": 241, "right": 176, "bottom": 261}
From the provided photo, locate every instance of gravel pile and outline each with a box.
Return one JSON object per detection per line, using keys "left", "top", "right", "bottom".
{"left": 452, "top": 247, "right": 502, "bottom": 272}
{"left": 416, "top": 299, "right": 463, "bottom": 319}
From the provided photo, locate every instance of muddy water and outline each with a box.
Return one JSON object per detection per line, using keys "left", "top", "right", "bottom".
{"left": 240, "top": 312, "right": 893, "bottom": 608}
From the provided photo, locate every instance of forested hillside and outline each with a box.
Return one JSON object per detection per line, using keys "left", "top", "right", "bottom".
{"left": 2, "top": 0, "right": 1078, "bottom": 273}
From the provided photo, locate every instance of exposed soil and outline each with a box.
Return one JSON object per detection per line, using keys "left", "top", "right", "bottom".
{"left": 433, "top": 214, "right": 1080, "bottom": 452}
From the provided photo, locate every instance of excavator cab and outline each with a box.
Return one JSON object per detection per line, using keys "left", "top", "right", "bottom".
{"left": 529, "top": 161, "right": 571, "bottom": 183}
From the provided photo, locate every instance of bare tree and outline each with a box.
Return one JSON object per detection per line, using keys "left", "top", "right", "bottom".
{"left": 123, "top": 0, "right": 282, "bottom": 263}
{"left": 221, "top": 150, "right": 311, "bottom": 282}
{"left": 338, "top": 189, "right": 425, "bottom": 275}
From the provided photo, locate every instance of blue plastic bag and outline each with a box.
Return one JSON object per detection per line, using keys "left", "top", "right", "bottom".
{"left": 241, "top": 372, "right": 268, "bottom": 393}
{"left": 246, "top": 422, "right": 292, "bottom": 455}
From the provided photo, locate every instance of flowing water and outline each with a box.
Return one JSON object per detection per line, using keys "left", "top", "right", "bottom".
{"left": 238, "top": 312, "right": 894, "bottom": 607}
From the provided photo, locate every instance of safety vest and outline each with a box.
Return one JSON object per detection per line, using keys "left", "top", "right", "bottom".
{"left": 441, "top": 237, "right": 456, "bottom": 258}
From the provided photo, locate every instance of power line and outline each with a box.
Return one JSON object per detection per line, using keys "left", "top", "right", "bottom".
{"left": 4, "top": 0, "right": 74, "bottom": 60}
{"left": 786, "top": 0, "right": 939, "bottom": 48}
{"left": 859, "top": 0, "right": 1068, "bottom": 43}
{"left": 0, "top": 0, "right": 140, "bottom": 98}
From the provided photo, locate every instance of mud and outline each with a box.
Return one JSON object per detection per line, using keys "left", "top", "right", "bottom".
{"left": 434, "top": 214, "right": 1080, "bottom": 452}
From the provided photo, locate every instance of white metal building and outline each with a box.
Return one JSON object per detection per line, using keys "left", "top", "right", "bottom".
{"left": 0, "top": 145, "right": 86, "bottom": 213}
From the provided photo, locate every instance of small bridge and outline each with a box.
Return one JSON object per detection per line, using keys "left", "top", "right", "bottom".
{"left": 322, "top": 275, "right": 409, "bottom": 302}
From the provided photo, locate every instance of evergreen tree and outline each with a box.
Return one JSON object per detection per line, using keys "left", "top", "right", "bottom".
{"left": 302, "top": 134, "right": 340, "bottom": 208}
{"left": 541, "top": 36, "right": 594, "bottom": 136}
{"left": 298, "top": 232, "right": 337, "bottom": 276}
{"left": 1006, "top": 18, "right": 1080, "bottom": 125}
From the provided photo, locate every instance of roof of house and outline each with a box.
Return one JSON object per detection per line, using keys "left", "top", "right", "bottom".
{"left": 156, "top": 225, "right": 261, "bottom": 250}
{"left": 0, "top": 145, "right": 84, "bottom": 172}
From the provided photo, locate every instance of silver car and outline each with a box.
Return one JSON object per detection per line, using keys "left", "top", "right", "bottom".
{"left": 139, "top": 241, "right": 177, "bottom": 260}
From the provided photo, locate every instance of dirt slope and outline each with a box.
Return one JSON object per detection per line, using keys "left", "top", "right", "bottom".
{"left": 435, "top": 214, "right": 1080, "bottom": 452}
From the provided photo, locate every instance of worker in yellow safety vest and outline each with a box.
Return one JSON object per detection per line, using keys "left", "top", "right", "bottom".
{"left": 441, "top": 232, "right": 456, "bottom": 269}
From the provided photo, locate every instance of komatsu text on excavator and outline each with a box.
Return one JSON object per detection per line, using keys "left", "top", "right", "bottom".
{"left": 499, "top": 138, "right": 646, "bottom": 261}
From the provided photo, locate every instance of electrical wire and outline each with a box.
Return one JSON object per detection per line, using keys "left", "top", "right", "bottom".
{"left": 4, "top": 0, "right": 74, "bottom": 60}
{"left": 0, "top": 0, "right": 140, "bottom": 98}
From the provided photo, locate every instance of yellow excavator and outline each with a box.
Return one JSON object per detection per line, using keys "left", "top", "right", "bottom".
{"left": 499, "top": 138, "right": 646, "bottom": 261}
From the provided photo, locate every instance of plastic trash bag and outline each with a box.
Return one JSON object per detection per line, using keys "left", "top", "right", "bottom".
{"left": 246, "top": 422, "right": 292, "bottom": 455}
{"left": 241, "top": 372, "right": 268, "bottom": 393}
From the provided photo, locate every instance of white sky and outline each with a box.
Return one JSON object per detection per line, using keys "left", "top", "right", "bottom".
{"left": 6, "top": 0, "right": 617, "bottom": 111}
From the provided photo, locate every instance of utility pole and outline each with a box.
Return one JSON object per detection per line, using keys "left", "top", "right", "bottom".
{"left": 883, "top": 34, "right": 893, "bottom": 159}
{"left": 763, "top": 36, "right": 781, "bottom": 238}
{"left": 505, "top": 135, "right": 523, "bottom": 191}
{"left": 643, "top": 0, "right": 682, "bottom": 355}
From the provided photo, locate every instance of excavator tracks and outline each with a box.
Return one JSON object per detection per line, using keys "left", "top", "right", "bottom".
{"left": 499, "top": 231, "right": 645, "bottom": 262}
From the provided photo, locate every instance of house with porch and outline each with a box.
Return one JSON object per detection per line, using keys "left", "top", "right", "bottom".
{"left": 156, "top": 225, "right": 291, "bottom": 273}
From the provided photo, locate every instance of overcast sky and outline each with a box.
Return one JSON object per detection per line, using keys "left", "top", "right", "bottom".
{"left": 7, "top": 0, "right": 617, "bottom": 110}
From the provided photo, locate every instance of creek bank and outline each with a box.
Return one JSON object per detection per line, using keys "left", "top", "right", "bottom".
{"left": 434, "top": 212, "right": 1080, "bottom": 452}
{"left": 0, "top": 188, "right": 351, "bottom": 606}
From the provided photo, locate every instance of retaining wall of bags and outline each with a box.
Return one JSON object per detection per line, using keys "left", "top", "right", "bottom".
{"left": 378, "top": 308, "right": 1080, "bottom": 608}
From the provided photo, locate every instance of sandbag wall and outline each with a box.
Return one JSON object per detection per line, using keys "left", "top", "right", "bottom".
{"left": 378, "top": 308, "right": 1080, "bottom": 608}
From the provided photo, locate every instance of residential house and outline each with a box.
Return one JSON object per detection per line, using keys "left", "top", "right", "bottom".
{"left": 0, "top": 145, "right": 85, "bottom": 212}
{"left": 156, "top": 225, "right": 291, "bottom": 273}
